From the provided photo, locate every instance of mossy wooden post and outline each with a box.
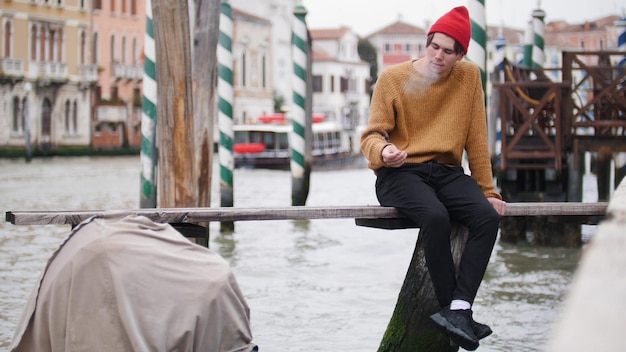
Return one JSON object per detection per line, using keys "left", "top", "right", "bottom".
{"left": 152, "top": 0, "right": 197, "bottom": 208}
{"left": 378, "top": 223, "right": 468, "bottom": 352}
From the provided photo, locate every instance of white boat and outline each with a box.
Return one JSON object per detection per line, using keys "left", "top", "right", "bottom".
{"left": 233, "top": 113, "right": 365, "bottom": 170}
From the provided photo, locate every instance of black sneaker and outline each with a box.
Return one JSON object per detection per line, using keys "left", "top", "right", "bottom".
{"left": 430, "top": 306, "right": 479, "bottom": 351}
{"left": 473, "top": 319, "right": 492, "bottom": 340}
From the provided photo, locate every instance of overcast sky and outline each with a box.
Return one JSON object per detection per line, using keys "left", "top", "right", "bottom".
{"left": 300, "top": 0, "right": 625, "bottom": 35}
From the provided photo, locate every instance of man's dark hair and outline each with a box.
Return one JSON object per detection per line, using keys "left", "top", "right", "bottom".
{"left": 426, "top": 33, "right": 465, "bottom": 55}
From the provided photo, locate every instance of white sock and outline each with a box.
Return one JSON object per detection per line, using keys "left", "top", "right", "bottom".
{"left": 450, "top": 299, "right": 471, "bottom": 310}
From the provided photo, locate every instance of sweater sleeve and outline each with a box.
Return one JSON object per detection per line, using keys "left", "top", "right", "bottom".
{"left": 360, "top": 65, "right": 403, "bottom": 170}
{"left": 464, "top": 65, "right": 502, "bottom": 200}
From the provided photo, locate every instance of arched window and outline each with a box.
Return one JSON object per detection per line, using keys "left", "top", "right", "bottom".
{"left": 39, "top": 27, "right": 46, "bottom": 61}
{"left": 79, "top": 30, "right": 86, "bottom": 65}
{"left": 72, "top": 100, "right": 78, "bottom": 133}
{"left": 92, "top": 32, "right": 99, "bottom": 64}
{"left": 56, "top": 28, "right": 63, "bottom": 62}
{"left": 4, "top": 21, "right": 11, "bottom": 58}
{"left": 64, "top": 99, "right": 71, "bottom": 132}
{"left": 110, "top": 34, "right": 116, "bottom": 63}
{"left": 132, "top": 36, "right": 137, "bottom": 65}
{"left": 31, "top": 25, "right": 37, "bottom": 61}
{"left": 121, "top": 35, "right": 126, "bottom": 64}
{"left": 12, "top": 97, "right": 20, "bottom": 133}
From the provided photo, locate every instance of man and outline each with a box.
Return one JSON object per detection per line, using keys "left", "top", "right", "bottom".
{"left": 360, "top": 6, "right": 506, "bottom": 351}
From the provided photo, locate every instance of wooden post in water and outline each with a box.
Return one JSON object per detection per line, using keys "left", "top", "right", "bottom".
{"left": 191, "top": 0, "right": 221, "bottom": 244}
{"left": 152, "top": 0, "right": 197, "bottom": 208}
{"left": 378, "top": 223, "right": 467, "bottom": 352}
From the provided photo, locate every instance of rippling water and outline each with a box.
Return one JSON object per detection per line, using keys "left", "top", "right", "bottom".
{"left": 0, "top": 156, "right": 598, "bottom": 351}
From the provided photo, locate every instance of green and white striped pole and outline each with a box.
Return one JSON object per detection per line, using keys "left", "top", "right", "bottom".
{"left": 218, "top": 1, "right": 235, "bottom": 230}
{"left": 291, "top": 4, "right": 311, "bottom": 206}
{"left": 140, "top": 0, "right": 158, "bottom": 208}
{"left": 523, "top": 19, "right": 533, "bottom": 67}
{"left": 531, "top": 8, "right": 546, "bottom": 68}
{"left": 467, "top": 0, "right": 487, "bottom": 92}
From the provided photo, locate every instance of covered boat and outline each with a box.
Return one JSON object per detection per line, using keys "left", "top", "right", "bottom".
{"left": 10, "top": 214, "right": 257, "bottom": 352}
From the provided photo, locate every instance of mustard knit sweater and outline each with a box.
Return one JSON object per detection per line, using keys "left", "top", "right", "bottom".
{"left": 361, "top": 60, "right": 501, "bottom": 199}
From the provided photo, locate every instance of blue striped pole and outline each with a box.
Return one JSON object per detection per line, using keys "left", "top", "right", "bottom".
{"left": 467, "top": 0, "right": 487, "bottom": 92}
{"left": 617, "top": 16, "right": 626, "bottom": 70}
{"left": 531, "top": 8, "right": 546, "bottom": 68}
{"left": 218, "top": 1, "right": 235, "bottom": 230}
{"left": 140, "top": 0, "right": 158, "bottom": 208}
{"left": 291, "top": 4, "right": 311, "bottom": 206}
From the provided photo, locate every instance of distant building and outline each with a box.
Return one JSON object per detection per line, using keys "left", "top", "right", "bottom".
{"left": 309, "top": 27, "right": 371, "bottom": 130}
{"left": 365, "top": 19, "right": 428, "bottom": 76}
{"left": 90, "top": 0, "right": 145, "bottom": 150}
{"left": 231, "top": 7, "right": 274, "bottom": 125}
{"left": 1, "top": 0, "right": 96, "bottom": 153}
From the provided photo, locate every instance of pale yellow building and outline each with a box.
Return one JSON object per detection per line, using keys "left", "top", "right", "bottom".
{"left": 1, "top": 0, "right": 97, "bottom": 153}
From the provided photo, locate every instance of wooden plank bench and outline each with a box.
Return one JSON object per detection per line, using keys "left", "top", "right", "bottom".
{"left": 6, "top": 202, "right": 609, "bottom": 233}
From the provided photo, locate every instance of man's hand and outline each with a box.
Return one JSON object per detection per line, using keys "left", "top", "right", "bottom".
{"left": 487, "top": 197, "right": 507, "bottom": 216}
{"left": 382, "top": 144, "right": 408, "bottom": 168}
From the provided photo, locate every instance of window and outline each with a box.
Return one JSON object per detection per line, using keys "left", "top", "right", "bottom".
{"left": 94, "top": 0, "right": 101, "bottom": 10}
{"left": 121, "top": 0, "right": 126, "bottom": 13}
{"left": 132, "top": 37, "right": 137, "bottom": 65}
{"left": 31, "top": 25, "right": 37, "bottom": 60}
{"left": 131, "top": 0, "right": 137, "bottom": 15}
{"left": 405, "top": 43, "right": 411, "bottom": 53}
{"left": 111, "top": 86, "right": 118, "bottom": 100}
{"left": 330, "top": 75, "right": 334, "bottom": 92}
{"left": 39, "top": 27, "right": 45, "bottom": 61}
{"left": 12, "top": 97, "right": 21, "bottom": 133}
{"left": 241, "top": 51, "right": 247, "bottom": 87}
{"left": 111, "top": 0, "right": 115, "bottom": 12}
{"left": 72, "top": 101, "right": 78, "bottom": 133}
{"left": 384, "top": 43, "right": 391, "bottom": 53}
{"left": 92, "top": 32, "right": 99, "bottom": 64}
{"left": 64, "top": 100, "right": 71, "bottom": 132}
{"left": 4, "top": 21, "right": 12, "bottom": 58}
{"left": 110, "top": 34, "right": 116, "bottom": 63}
{"left": 312, "top": 75, "right": 322, "bottom": 92}
{"left": 121, "top": 36, "right": 126, "bottom": 64}
{"left": 79, "top": 31, "right": 86, "bottom": 65}
{"left": 261, "top": 54, "right": 267, "bottom": 88}
{"left": 340, "top": 77, "right": 348, "bottom": 93}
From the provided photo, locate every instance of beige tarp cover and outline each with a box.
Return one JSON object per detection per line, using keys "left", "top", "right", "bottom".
{"left": 10, "top": 215, "right": 257, "bottom": 352}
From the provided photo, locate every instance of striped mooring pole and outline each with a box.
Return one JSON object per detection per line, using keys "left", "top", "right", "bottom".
{"left": 290, "top": 4, "right": 311, "bottom": 206}
{"left": 140, "top": 0, "right": 158, "bottom": 208}
{"left": 523, "top": 19, "right": 534, "bottom": 66}
{"left": 617, "top": 16, "right": 626, "bottom": 69}
{"left": 493, "top": 29, "right": 507, "bottom": 158}
{"left": 531, "top": 8, "right": 546, "bottom": 68}
{"left": 467, "top": 0, "right": 487, "bottom": 93}
{"left": 218, "top": 1, "right": 235, "bottom": 230}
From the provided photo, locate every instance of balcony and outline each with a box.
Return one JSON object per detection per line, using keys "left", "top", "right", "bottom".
{"left": 0, "top": 57, "right": 24, "bottom": 77}
{"left": 29, "top": 62, "right": 68, "bottom": 80}
{"left": 79, "top": 64, "right": 98, "bottom": 82}
{"left": 112, "top": 63, "right": 143, "bottom": 81}
{"left": 96, "top": 104, "right": 128, "bottom": 123}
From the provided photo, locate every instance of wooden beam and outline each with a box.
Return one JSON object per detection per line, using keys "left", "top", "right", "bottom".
{"left": 5, "top": 202, "right": 608, "bottom": 226}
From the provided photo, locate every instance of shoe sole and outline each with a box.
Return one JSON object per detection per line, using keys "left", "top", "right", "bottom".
{"left": 430, "top": 312, "right": 479, "bottom": 351}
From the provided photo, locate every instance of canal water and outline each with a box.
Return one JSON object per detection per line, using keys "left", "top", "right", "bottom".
{"left": 0, "top": 156, "right": 598, "bottom": 351}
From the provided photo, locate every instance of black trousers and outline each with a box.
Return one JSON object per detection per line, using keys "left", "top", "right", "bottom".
{"left": 375, "top": 161, "right": 500, "bottom": 307}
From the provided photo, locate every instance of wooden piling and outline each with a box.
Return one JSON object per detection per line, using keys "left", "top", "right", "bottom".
{"left": 152, "top": 0, "right": 196, "bottom": 208}
{"left": 378, "top": 223, "right": 467, "bottom": 352}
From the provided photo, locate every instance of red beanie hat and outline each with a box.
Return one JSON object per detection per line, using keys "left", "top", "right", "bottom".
{"left": 427, "top": 6, "right": 471, "bottom": 53}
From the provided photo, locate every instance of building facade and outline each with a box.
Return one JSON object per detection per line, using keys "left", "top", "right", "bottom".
{"left": 309, "top": 27, "right": 370, "bottom": 130}
{"left": 1, "top": 0, "right": 96, "bottom": 154}
{"left": 90, "top": 0, "right": 145, "bottom": 150}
